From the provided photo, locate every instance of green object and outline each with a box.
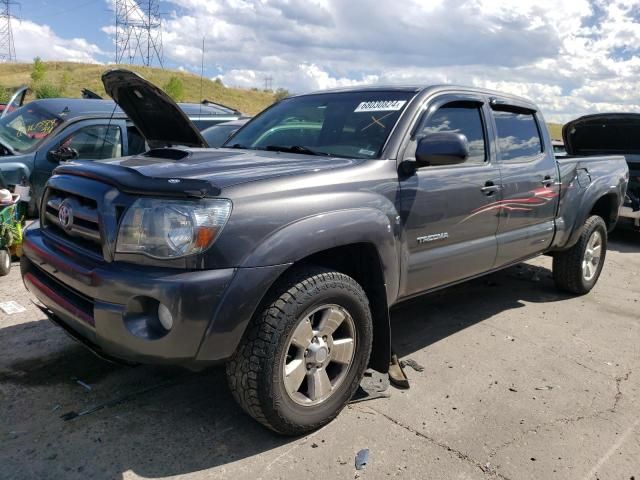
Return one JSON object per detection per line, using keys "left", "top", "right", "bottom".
{"left": 0, "top": 202, "right": 23, "bottom": 249}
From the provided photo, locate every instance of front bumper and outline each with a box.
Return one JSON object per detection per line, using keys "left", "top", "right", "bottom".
{"left": 21, "top": 226, "right": 289, "bottom": 367}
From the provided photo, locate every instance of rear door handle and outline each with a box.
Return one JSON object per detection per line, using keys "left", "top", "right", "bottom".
{"left": 481, "top": 181, "right": 501, "bottom": 196}
{"left": 540, "top": 175, "right": 554, "bottom": 187}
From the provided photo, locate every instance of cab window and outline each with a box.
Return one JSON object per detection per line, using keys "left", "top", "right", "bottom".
{"left": 412, "top": 101, "right": 487, "bottom": 164}
{"left": 493, "top": 109, "right": 542, "bottom": 162}
{"left": 61, "top": 125, "right": 122, "bottom": 160}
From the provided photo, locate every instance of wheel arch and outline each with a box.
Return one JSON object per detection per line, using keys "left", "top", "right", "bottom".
{"left": 240, "top": 209, "right": 400, "bottom": 373}
{"left": 559, "top": 189, "right": 622, "bottom": 251}
{"left": 198, "top": 210, "right": 400, "bottom": 371}
{"left": 292, "top": 243, "right": 392, "bottom": 373}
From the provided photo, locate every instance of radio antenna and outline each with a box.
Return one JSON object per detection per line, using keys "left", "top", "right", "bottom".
{"left": 199, "top": 36, "right": 205, "bottom": 117}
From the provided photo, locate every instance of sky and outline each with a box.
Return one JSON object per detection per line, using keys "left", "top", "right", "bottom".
{"left": 8, "top": 0, "right": 640, "bottom": 122}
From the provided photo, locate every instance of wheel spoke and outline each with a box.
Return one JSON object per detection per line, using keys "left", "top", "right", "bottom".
{"left": 330, "top": 338, "right": 354, "bottom": 365}
{"left": 290, "top": 319, "right": 314, "bottom": 349}
{"left": 284, "top": 359, "right": 307, "bottom": 395}
{"left": 318, "top": 307, "right": 345, "bottom": 337}
{"left": 591, "top": 245, "right": 601, "bottom": 257}
{"left": 308, "top": 368, "right": 332, "bottom": 401}
{"left": 586, "top": 262, "right": 593, "bottom": 278}
{"left": 582, "top": 260, "right": 589, "bottom": 279}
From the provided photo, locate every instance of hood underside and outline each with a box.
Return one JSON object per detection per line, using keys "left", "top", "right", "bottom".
{"left": 563, "top": 113, "right": 640, "bottom": 156}
{"left": 102, "top": 69, "right": 207, "bottom": 149}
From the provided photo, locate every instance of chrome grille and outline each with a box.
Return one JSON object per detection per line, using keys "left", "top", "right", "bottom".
{"left": 43, "top": 188, "right": 102, "bottom": 254}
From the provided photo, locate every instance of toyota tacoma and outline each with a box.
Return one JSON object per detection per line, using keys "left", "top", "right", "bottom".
{"left": 21, "top": 70, "right": 629, "bottom": 434}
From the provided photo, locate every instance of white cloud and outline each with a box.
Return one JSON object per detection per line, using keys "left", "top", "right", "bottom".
{"left": 14, "top": 19, "right": 105, "bottom": 63}
{"left": 12, "top": 0, "right": 640, "bottom": 123}
{"left": 148, "top": 0, "right": 640, "bottom": 121}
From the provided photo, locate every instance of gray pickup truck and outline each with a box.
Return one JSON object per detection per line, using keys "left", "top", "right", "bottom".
{"left": 20, "top": 70, "right": 629, "bottom": 435}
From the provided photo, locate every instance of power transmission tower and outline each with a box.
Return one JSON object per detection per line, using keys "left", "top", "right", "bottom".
{"left": 264, "top": 76, "right": 273, "bottom": 91}
{"left": 114, "top": 0, "right": 163, "bottom": 67}
{"left": 0, "top": 0, "right": 17, "bottom": 63}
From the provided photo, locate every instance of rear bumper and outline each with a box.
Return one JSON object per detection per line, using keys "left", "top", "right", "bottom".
{"left": 21, "top": 226, "right": 289, "bottom": 367}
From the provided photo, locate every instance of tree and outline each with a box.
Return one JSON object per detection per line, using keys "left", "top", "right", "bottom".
{"left": 274, "top": 88, "right": 290, "bottom": 102}
{"left": 163, "top": 76, "right": 184, "bottom": 101}
{"left": 33, "top": 82, "right": 61, "bottom": 99}
{"left": 31, "top": 57, "right": 46, "bottom": 83}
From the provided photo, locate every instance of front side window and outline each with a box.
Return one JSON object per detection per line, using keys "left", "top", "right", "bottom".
{"left": 493, "top": 109, "right": 542, "bottom": 162}
{"left": 61, "top": 125, "right": 122, "bottom": 160}
{"left": 226, "top": 91, "right": 416, "bottom": 159}
{"left": 416, "top": 102, "right": 487, "bottom": 163}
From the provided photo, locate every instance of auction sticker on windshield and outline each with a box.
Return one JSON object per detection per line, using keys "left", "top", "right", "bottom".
{"left": 354, "top": 100, "right": 407, "bottom": 112}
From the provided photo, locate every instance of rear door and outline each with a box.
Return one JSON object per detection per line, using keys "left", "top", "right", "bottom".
{"left": 398, "top": 93, "right": 502, "bottom": 297}
{"left": 490, "top": 104, "right": 559, "bottom": 266}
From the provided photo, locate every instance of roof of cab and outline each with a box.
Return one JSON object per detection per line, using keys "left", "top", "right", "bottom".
{"left": 294, "top": 84, "right": 538, "bottom": 110}
{"left": 29, "top": 98, "right": 124, "bottom": 119}
{"left": 26, "top": 97, "right": 242, "bottom": 120}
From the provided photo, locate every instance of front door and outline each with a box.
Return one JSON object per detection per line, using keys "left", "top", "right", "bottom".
{"left": 398, "top": 95, "right": 502, "bottom": 298}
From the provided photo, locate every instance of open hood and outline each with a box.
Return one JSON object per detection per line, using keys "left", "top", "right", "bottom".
{"left": 563, "top": 113, "right": 640, "bottom": 155}
{"left": 101, "top": 69, "right": 207, "bottom": 149}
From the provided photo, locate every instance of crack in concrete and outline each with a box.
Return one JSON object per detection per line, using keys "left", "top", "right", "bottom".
{"left": 360, "top": 405, "right": 512, "bottom": 480}
{"left": 486, "top": 370, "right": 634, "bottom": 462}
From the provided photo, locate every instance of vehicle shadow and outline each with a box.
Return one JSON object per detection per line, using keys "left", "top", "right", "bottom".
{"left": 391, "top": 261, "right": 568, "bottom": 358}
{"left": 608, "top": 228, "right": 640, "bottom": 253}
{"left": 1, "top": 262, "right": 569, "bottom": 479}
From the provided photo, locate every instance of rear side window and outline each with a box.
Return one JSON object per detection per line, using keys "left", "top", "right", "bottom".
{"left": 493, "top": 109, "right": 542, "bottom": 162}
{"left": 417, "top": 102, "right": 487, "bottom": 163}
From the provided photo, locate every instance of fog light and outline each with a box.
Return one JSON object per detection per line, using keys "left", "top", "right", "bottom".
{"left": 158, "top": 303, "right": 173, "bottom": 331}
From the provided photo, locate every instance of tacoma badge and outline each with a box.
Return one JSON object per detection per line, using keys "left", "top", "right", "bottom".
{"left": 417, "top": 232, "right": 449, "bottom": 244}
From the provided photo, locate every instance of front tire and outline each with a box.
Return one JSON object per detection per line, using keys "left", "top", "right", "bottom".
{"left": 553, "top": 215, "right": 607, "bottom": 294}
{"left": 226, "top": 266, "right": 373, "bottom": 435}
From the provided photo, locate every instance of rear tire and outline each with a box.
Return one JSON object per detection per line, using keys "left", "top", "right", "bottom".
{"left": 0, "top": 249, "right": 11, "bottom": 276}
{"left": 226, "top": 266, "right": 373, "bottom": 435}
{"left": 553, "top": 215, "right": 607, "bottom": 294}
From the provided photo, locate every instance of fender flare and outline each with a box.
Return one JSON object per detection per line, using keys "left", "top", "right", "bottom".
{"left": 565, "top": 185, "right": 622, "bottom": 249}
{"left": 241, "top": 207, "right": 401, "bottom": 305}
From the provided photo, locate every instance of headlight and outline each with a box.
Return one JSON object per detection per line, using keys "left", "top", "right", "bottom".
{"left": 116, "top": 198, "right": 232, "bottom": 259}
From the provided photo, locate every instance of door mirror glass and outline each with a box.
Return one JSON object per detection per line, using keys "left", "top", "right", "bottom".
{"left": 415, "top": 132, "right": 469, "bottom": 167}
{"left": 49, "top": 146, "right": 79, "bottom": 162}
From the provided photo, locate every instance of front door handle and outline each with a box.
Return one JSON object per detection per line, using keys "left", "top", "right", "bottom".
{"left": 481, "top": 181, "right": 501, "bottom": 196}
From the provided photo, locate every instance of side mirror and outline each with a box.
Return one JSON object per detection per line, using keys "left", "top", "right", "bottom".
{"left": 415, "top": 132, "right": 469, "bottom": 168}
{"left": 49, "top": 146, "right": 79, "bottom": 162}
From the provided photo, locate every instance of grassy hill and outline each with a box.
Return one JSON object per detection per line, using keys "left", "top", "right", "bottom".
{"left": 547, "top": 123, "right": 564, "bottom": 141}
{"left": 0, "top": 62, "right": 566, "bottom": 138}
{"left": 0, "top": 61, "right": 277, "bottom": 115}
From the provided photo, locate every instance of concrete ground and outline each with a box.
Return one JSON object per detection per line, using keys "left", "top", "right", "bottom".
{"left": 1, "top": 230, "right": 639, "bottom": 480}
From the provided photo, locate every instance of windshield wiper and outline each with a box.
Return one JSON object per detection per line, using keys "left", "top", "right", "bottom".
{"left": 226, "top": 143, "right": 251, "bottom": 149}
{"left": 261, "top": 145, "right": 332, "bottom": 156}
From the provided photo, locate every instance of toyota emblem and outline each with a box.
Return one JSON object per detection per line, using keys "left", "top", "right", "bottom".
{"left": 58, "top": 201, "right": 73, "bottom": 229}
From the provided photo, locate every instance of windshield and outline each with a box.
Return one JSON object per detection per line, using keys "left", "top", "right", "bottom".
{"left": 225, "top": 91, "right": 415, "bottom": 159}
{"left": 202, "top": 124, "right": 240, "bottom": 147}
{"left": 0, "top": 104, "right": 63, "bottom": 153}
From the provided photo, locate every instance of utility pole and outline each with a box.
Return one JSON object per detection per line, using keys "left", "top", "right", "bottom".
{"left": 0, "top": 0, "right": 16, "bottom": 62}
{"left": 114, "top": 0, "right": 163, "bottom": 67}
{"left": 264, "top": 75, "right": 273, "bottom": 91}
